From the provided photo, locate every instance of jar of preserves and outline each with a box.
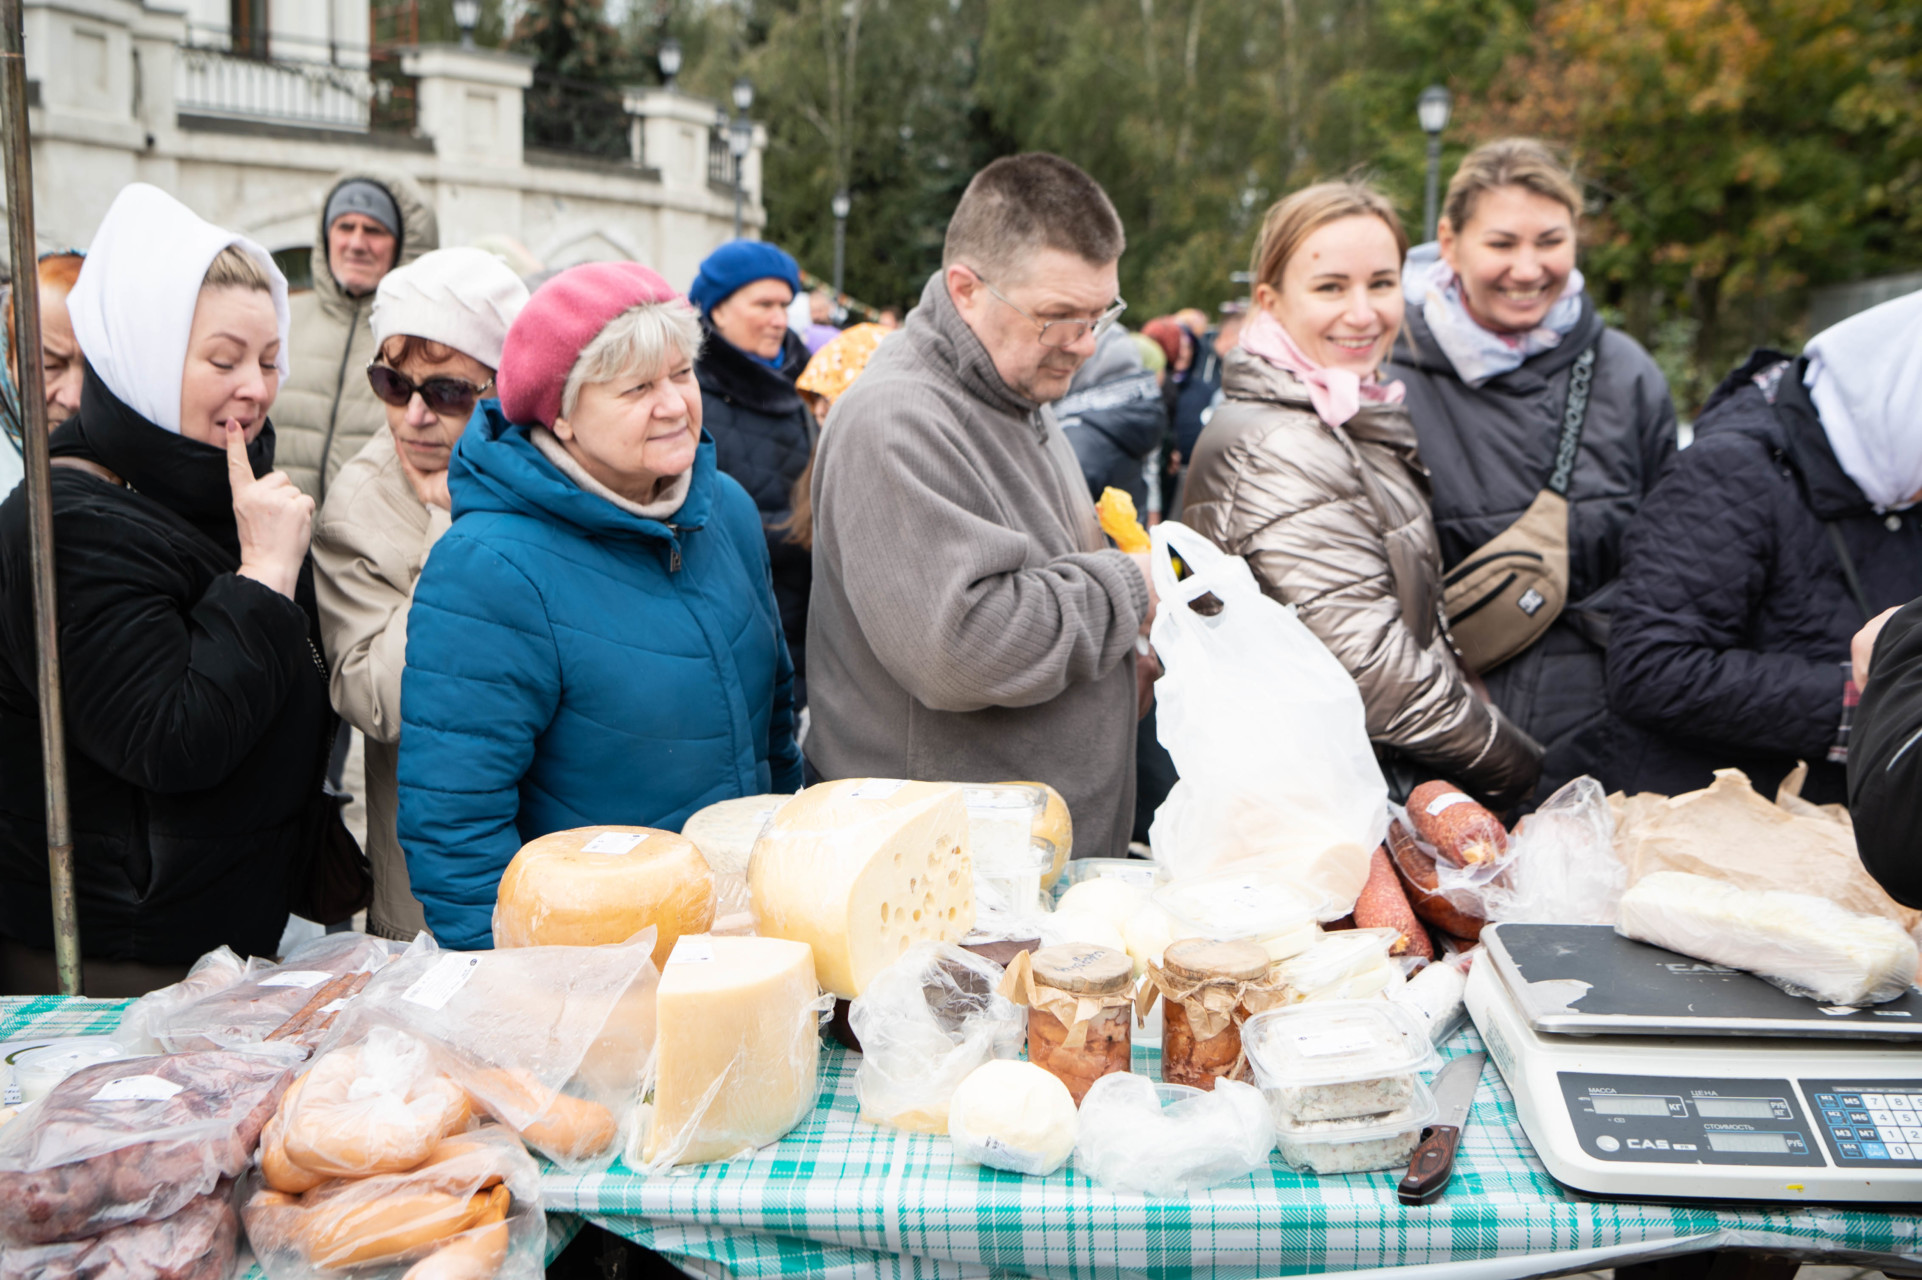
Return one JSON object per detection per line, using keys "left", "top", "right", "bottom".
{"left": 1147, "top": 938, "right": 1285, "bottom": 1091}
{"left": 1002, "top": 944, "right": 1135, "bottom": 1105}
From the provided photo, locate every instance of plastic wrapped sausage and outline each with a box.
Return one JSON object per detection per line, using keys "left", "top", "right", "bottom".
{"left": 1407, "top": 781, "right": 1507, "bottom": 867}
{"left": 1386, "top": 819, "right": 1487, "bottom": 941}
{"left": 1354, "top": 847, "right": 1433, "bottom": 959}
{"left": 158, "top": 934, "right": 394, "bottom": 1052}
{"left": 0, "top": 1051, "right": 295, "bottom": 1245}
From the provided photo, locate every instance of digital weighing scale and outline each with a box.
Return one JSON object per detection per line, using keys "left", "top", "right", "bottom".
{"left": 1467, "top": 923, "right": 1922, "bottom": 1205}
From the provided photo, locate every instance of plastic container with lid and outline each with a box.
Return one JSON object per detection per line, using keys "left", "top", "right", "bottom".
{"left": 1003, "top": 944, "right": 1135, "bottom": 1106}
{"left": 1242, "top": 999, "right": 1437, "bottom": 1125}
{"left": 1056, "top": 857, "right": 1160, "bottom": 893}
{"left": 964, "top": 785, "right": 1051, "bottom": 917}
{"left": 6, "top": 1038, "right": 132, "bottom": 1104}
{"left": 1152, "top": 867, "right": 1333, "bottom": 962}
{"left": 1271, "top": 1081, "right": 1438, "bottom": 1174}
{"left": 1271, "top": 928, "right": 1403, "bottom": 1001}
{"left": 1148, "top": 938, "right": 1285, "bottom": 1091}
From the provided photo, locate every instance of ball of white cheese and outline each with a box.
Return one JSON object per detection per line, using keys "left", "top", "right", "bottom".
{"left": 1055, "top": 876, "right": 1148, "bottom": 928}
{"left": 948, "top": 1059, "right": 1079, "bottom": 1176}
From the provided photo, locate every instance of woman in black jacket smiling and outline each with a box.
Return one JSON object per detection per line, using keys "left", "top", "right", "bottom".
{"left": 0, "top": 184, "right": 328, "bottom": 993}
{"left": 689, "top": 241, "right": 817, "bottom": 704}
{"left": 1607, "top": 290, "right": 1922, "bottom": 804}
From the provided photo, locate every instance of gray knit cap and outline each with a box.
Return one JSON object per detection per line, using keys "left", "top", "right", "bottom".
{"left": 324, "top": 179, "right": 401, "bottom": 241}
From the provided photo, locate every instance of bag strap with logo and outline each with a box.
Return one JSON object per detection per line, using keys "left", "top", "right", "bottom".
{"left": 1439, "top": 341, "right": 1598, "bottom": 673}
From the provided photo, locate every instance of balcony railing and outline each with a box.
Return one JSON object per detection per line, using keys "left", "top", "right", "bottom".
{"left": 175, "top": 25, "right": 374, "bottom": 131}
{"left": 708, "top": 128, "right": 738, "bottom": 188}
{"left": 524, "top": 71, "right": 630, "bottom": 162}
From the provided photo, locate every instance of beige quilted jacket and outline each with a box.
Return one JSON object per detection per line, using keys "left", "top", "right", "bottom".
{"left": 1181, "top": 349, "right": 1541, "bottom": 801}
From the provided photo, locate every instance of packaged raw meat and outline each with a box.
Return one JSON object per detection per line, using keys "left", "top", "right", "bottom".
{"left": 0, "top": 1181, "right": 238, "bottom": 1280}
{"left": 0, "top": 1051, "right": 295, "bottom": 1245}
{"left": 244, "top": 1126, "right": 543, "bottom": 1280}
{"left": 260, "top": 1029, "right": 471, "bottom": 1192}
{"left": 158, "top": 934, "right": 394, "bottom": 1052}
{"left": 319, "top": 934, "right": 657, "bottom": 1169}
{"left": 113, "top": 946, "right": 258, "bottom": 1056}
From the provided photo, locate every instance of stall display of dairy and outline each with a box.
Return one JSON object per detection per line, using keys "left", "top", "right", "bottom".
{"left": 2, "top": 741, "right": 1918, "bottom": 1280}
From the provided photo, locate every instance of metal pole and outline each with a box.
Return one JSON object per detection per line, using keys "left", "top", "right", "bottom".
{"left": 832, "top": 212, "right": 846, "bottom": 298}
{"left": 1423, "top": 134, "right": 1442, "bottom": 243}
{"left": 1, "top": 0, "right": 82, "bottom": 996}
{"left": 733, "top": 163, "right": 744, "bottom": 239}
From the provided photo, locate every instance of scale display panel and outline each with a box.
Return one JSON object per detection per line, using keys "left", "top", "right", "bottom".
{"left": 1561, "top": 1072, "right": 1821, "bottom": 1166}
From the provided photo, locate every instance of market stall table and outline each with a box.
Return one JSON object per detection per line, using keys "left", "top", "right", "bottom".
{"left": 4, "top": 995, "right": 1918, "bottom": 1279}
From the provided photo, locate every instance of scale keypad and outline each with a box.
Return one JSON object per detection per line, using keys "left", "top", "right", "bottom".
{"left": 1801, "top": 1080, "right": 1922, "bottom": 1166}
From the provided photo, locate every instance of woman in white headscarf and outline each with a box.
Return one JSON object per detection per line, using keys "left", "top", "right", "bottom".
{"left": 1606, "top": 288, "right": 1922, "bottom": 806}
{"left": 0, "top": 183, "right": 332, "bottom": 993}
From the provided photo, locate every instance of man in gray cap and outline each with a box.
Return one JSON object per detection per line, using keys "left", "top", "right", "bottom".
{"left": 277, "top": 169, "right": 439, "bottom": 502}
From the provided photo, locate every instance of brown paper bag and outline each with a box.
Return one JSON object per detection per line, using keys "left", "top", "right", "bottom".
{"left": 1611, "top": 767, "right": 1919, "bottom": 934}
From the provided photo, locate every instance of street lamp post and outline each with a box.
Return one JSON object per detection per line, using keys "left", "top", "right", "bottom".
{"left": 657, "top": 37, "right": 682, "bottom": 90}
{"left": 1417, "top": 84, "right": 1453, "bottom": 243}
{"left": 831, "top": 188, "right": 850, "bottom": 298}
{"left": 451, "top": 0, "right": 479, "bottom": 48}
{"left": 727, "top": 77, "right": 754, "bottom": 239}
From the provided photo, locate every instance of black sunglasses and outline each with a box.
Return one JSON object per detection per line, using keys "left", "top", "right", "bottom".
{"left": 366, "top": 362, "right": 493, "bottom": 416}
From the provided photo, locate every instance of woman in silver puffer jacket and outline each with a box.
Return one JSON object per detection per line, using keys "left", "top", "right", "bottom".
{"left": 1181, "top": 182, "right": 1543, "bottom": 809}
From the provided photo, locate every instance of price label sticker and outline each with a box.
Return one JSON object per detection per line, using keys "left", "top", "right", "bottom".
{"left": 1291, "top": 1026, "right": 1378, "bottom": 1058}
{"left": 1423, "top": 792, "right": 1475, "bottom": 818}
{"left": 92, "top": 1074, "right": 184, "bottom": 1103}
{"left": 402, "top": 954, "right": 482, "bottom": 1011}
{"left": 581, "top": 831, "right": 647, "bottom": 856}
{"left": 668, "top": 937, "right": 715, "bottom": 965}
{"left": 849, "top": 779, "right": 908, "bottom": 800}
{"left": 319, "top": 998, "right": 353, "bottom": 1016}
{"left": 258, "top": 970, "right": 332, "bottom": 989}
{"left": 1103, "top": 865, "right": 1155, "bottom": 887}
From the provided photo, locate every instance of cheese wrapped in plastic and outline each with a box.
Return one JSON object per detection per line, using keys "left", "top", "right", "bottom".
{"left": 947, "top": 1060, "right": 1078, "bottom": 1177}
{"left": 1617, "top": 871, "right": 1920, "bottom": 1006}
{"left": 493, "top": 826, "right": 715, "bottom": 968}
{"left": 640, "top": 935, "right": 826, "bottom": 1166}
{"left": 682, "top": 796, "right": 789, "bottom": 876}
{"left": 243, "top": 1126, "right": 543, "bottom": 1280}
{"left": 748, "top": 779, "right": 974, "bottom": 998}
{"left": 848, "top": 942, "right": 1023, "bottom": 1134}
{"left": 320, "top": 935, "right": 658, "bottom": 1170}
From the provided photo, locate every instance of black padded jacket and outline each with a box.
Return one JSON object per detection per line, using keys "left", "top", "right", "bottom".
{"left": 1851, "top": 596, "right": 1922, "bottom": 908}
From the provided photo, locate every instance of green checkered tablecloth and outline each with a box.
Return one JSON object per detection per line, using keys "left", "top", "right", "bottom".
{"left": 5, "top": 996, "right": 1919, "bottom": 1279}
{"left": 544, "top": 1036, "right": 1922, "bottom": 1279}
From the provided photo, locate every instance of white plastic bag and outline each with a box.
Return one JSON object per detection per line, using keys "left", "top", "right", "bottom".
{"left": 1071, "top": 1073, "right": 1274, "bottom": 1196}
{"left": 848, "top": 943, "right": 1023, "bottom": 1134}
{"left": 113, "top": 946, "right": 259, "bottom": 1056}
{"left": 1405, "top": 776, "right": 1624, "bottom": 926}
{"left": 1146, "top": 522, "right": 1385, "bottom": 909}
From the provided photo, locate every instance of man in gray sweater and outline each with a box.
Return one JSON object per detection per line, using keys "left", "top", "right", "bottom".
{"left": 806, "top": 153, "right": 1155, "bottom": 859}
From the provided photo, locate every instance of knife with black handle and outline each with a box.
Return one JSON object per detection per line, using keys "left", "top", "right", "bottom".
{"left": 1398, "top": 1051, "right": 1485, "bottom": 1206}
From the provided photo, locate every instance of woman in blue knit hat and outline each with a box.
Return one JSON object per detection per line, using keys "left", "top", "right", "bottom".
{"left": 689, "top": 239, "right": 817, "bottom": 707}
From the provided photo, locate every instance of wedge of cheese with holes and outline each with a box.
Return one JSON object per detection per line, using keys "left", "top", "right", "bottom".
{"left": 747, "top": 779, "right": 974, "bottom": 998}
{"left": 643, "top": 935, "right": 819, "bottom": 1165}
{"left": 493, "top": 826, "right": 715, "bottom": 969}
{"left": 682, "top": 795, "right": 790, "bottom": 877}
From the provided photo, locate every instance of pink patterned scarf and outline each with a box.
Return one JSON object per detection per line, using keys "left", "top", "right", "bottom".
{"left": 1238, "top": 308, "right": 1405, "bottom": 428}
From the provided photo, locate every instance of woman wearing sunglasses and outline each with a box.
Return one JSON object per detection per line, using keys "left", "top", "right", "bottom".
{"left": 311, "top": 247, "right": 528, "bottom": 941}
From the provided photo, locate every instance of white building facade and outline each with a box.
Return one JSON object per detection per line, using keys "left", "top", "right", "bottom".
{"left": 9, "top": 0, "right": 766, "bottom": 290}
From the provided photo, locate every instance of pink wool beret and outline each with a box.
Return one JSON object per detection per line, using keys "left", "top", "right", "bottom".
{"left": 498, "top": 261, "right": 683, "bottom": 429}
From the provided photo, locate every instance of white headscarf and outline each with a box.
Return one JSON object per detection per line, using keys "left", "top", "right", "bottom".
{"left": 66, "top": 183, "right": 290, "bottom": 434}
{"left": 1804, "top": 288, "right": 1922, "bottom": 512}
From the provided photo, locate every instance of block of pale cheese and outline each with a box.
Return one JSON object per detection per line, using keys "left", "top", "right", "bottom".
{"left": 1618, "top": 871, "right": 1920, "bottom": 1006}
{"left": 494, "top": 826, "right": 715, "bottom": 968}
{"left": 748, "top": 779, "right": 974, "bottom": 998}
{"left": 948, "top": 1059, "right": 1079, "bottom": 1176}
{"left": 1000, "top": 781, "right": 1073, "bottom": 887}
{"left": 682, "top": 795, "right": 791, "bottom": 877}
{"left": 642, "top": 934, "right": 821, "bottom": 1166}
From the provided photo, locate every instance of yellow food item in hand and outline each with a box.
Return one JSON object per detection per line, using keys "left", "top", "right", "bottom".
{"left": 1096, "top": 487, "right": 1150, "bottom": 553}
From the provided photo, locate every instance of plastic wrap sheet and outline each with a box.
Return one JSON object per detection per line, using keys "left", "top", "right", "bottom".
{"left": 1617, "top": 871, "right": 1920, "bottom": 1006}
{"left": 158, "top": 934, "right": 395, "bottom": 1052}
{"left": 112, "top": 947, "right": 258, "bottom": 1057}
{"left": 1071, "top": 1074, "right": 1274, "bottom": 1195}
{"left": 0, "top": 1050, "right": 296, "bottom": 1245}
{"left": 322, "top": 935, "right": 658, "bottom": 1170}
{"left": 260, "top": 1028, "right": 472, "bottom": 1192}
{"left": 848, "top": 943, "right": 1022, "bottom": 1134}
{"left": 1144, "top": 523, "right": 1385, "bottom": 904}
{"left": 244, "top": 1126, "right": 543, "bottom": 1280}
{"left": 0, "top": 1180, "right": 238, "bottom": 1280}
